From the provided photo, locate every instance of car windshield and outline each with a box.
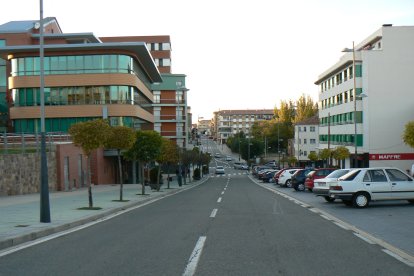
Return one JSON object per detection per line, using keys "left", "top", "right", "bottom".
{"left": 326, "top": 169, "right": 349, "bottom": 178}
{"left": 340, "top": 169, "right": 361, "bottom": 181}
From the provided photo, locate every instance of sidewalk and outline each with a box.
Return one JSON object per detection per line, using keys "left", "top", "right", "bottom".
{"left": 0, "top": 176, "right": 207, "bottom": 251}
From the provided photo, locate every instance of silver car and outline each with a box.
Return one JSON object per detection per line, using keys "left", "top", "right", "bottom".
{"left": 313, "top": 169, "right": 351, "bottom": 202}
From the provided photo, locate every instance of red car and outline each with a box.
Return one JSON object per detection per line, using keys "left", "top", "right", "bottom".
{"left": 304, "top": 168, "right": 337, "bottom": 191}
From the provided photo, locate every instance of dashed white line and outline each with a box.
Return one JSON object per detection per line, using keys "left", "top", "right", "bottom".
{"left": 183, "top": 236, "right": 207, "bottom": 276}
{"left": 320, "top": 214, "right": 332, "bottom": 221}
{"left": 217, "top": 197, "right": 222, "bottom": 203}
{"left": 382, "top": 249, "right": 414, "bottom": 267}
{"left": 221, "top": 191, "right": 224, "bottom": 195}
{"left": 354, "top": 233, "right": 376, "bottom": 245}
{"left": 210, "top": 209, "right": 218, "bottom": 218}
{"left": 334, "top": 222, "right": 350, "bottom": 230}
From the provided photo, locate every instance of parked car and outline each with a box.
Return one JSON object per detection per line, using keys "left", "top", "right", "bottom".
{"left": 313, "top": 169, "right": 352, "bottom": 202}
{"left": 262, "top": 170, "right": 279, "bottom": 183}
{"left": 304, "top": 168, "right": 337, "bottom": 191}
{"left": 291, "top": 168, "right": 314, "bottom": 191}
{"left": 258, "top": 169, "right": 276, "bottom": 181}
{"left": 214, "top": 153, "right": 221, "bottom": 158}
{"left": 215, "top": 166, "right": 225, "bottom": 174}
{"left": 273, "top": 167, "right": 301, "bottom": 185}
{"left": 328, "top": 167, "right": 414, "bottom": 208}
{"left": 252, "top": 165, "right": 272, "bottom": 177}
{"left": 278, "top": 169, "right": 300, "bottom": 187}
{"left": 225, "top": 156, "right": 232, "bottom": 161}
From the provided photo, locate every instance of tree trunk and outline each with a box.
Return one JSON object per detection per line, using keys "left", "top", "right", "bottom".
{"left": 132, "top": 160, "right": 137, "bottom": 184}
{"left": 87, "top": 154, "right": 93, "bottom": 208}
{"left": 117, "top": 149, "right": 123, "bottom": 201}
{"left": 141, "top": 163, "right": 146, "bottom": 195}
{"left": 167, "top": 163, "right": 171, "bottom": 189}
{"left": 156, "top": 164, "right": 161, "bottom": 191}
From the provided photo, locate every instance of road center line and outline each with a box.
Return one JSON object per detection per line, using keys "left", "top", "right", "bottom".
{"left": 210, "top": 208, "right": 218, "bottom": 218}
{"left": 217, "top": 197, "right": 222, "bottom": 203}
{"left": 221, "top": 191, "right": 225, "bottom": 195}
{"left": 183, "top": 236, "right": 207, "bottom": 276}
{"left": 382, "top": 249, "right": 414, "bottom": 267}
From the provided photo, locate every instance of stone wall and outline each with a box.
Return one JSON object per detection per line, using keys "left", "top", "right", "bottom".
{"left": 0, "top": 152, "right": 57, "bottom": 196}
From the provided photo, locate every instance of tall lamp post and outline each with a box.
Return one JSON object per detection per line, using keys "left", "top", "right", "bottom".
{"left": 39, "top": 0, "right": 51, "bottom": 223}
{"left": 343, "top": 42, "right": 357, "bottom": 168}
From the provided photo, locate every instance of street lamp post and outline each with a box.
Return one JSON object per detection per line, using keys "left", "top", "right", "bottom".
{"left": 39, "top": 0, "right": 51, "bottom": 223}
{"left": 343, "top": 41, "right": 358, "bottom": 168}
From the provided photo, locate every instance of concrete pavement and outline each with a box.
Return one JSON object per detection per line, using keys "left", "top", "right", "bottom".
{"left": 0, "top": 176, "right": 208, "bottom": 251}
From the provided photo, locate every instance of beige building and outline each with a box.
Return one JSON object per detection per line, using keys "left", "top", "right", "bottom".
{"left": 213, "top": 109, "right": 274, "bottom": 143}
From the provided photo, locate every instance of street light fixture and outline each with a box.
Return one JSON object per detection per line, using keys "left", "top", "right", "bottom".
{"left": 342, "top": 41, "right": 358, "bottom": 168}
{"left": 39, "top": 0, "right": 51, "bottom": 223}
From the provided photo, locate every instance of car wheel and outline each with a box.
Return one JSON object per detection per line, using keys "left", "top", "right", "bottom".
{"left": 408, "top": 200, "right": 414, "bottom": 204}
{"left": 324, "top": 196, "right": 335, "bottom": 203}
{"left": 307, "top": 188, "right": 313, "bottom": 192}
{"left": 286, "top": 179, "right": 292, "bottom": 188}
{"left": 297, "top": 183, "right": 305, "bottom": 191}
{"left": 342, "top": 200, "right": 352, "bottom": 206}
{"left": 352, "top": 192, "right": 370, "bottom": 208}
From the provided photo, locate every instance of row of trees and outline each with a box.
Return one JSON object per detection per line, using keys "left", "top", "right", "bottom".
{"left": 68, "top": 119, "right": 211, "bottom": 209}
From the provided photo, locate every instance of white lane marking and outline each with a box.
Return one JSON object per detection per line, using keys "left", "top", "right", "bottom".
{"left": 354, "top": 233, "right": 376, "bottom": 245}
{"left": 320, "top": 214, "right": 332, "bottom": 221}
{"left": 210, "top": 209, "right": 218, "bottom": 218}
{"left": 221, "top": 191, "right": 225, "bottom": 195}
{"left": 334, "top": 222, "right": 350, "bottom": 230}
{"left": 382, "top": 249, "right": 414, "bottom": 267}
{"left": 183, "top": 236, "right": 207, "bottom": 276}
{"left": 309, "top": 208, "right": 319, "bottom": 213}
{"left": 217, "top": 197, "right": 222, "bottom": 203}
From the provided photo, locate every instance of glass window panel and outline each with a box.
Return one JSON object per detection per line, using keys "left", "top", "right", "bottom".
{"left": 67, "top": 56, "right": 76, "bottom": 73}
{"left": 18, "top": 58, "right": 25, "bottom": 76}
{"left": 85, "top": 87, "right": 93, "bottom": 104}
{"left": 50, "top": 57, "right": 59, "bottom": 73}
{"left": 25, "top": 58, "right": 34, "bottom": 76}
{"left": 57, "top": 56, "right": 66, "bottom": 74}
{"left": 44, "top": 88, "right": 51, "bottom": 105}
{"left": 26, "top": 88, "right": 34, "bottom": 106}
{"left": 44, "top": 57, "right": 50, "bottom": 74}
{"left": 85, "top": 56, "right": 93, "bottom": 72}
{"left": 110, "top": 86, "right": 118, "bottom": 103}
{"left": 0, "top": 62, "right": 6, "bottom": 86}
{"left": 60, "top": 87, "right": 68, "bottom": 105}
{"left": 75, "top": 56, "right": 83, "bottom": 73}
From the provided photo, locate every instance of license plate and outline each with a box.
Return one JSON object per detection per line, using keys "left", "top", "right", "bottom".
{"left": 318, "top": 183, "right": 326, "bottom": 187}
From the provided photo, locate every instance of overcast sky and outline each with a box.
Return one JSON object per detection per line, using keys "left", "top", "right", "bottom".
{"left": 3, "top": 0, "right": 414, "bottom": 121}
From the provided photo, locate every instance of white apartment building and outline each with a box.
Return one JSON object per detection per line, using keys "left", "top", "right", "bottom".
{"left": 315, "top": 24, "right": 414, "bottom": 171}
{"left": 213, "top": 109, "right": 274, "bottom": 143}
{"left": 294, "top": 115, "right": 320, "bottom": 165}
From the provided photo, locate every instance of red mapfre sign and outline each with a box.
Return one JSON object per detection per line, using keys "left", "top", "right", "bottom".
{"left": 370, "top": 153, "right": 414, "bottom": 160}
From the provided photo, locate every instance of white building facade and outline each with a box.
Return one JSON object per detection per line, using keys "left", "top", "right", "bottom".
{"left": 315, "top": 25, "right": 414, "bottom": 171}
{"left": 294, "top": 116, "right": 320, "bottom": 165}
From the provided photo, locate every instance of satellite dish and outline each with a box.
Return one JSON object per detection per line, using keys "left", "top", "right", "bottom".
{"left": 34, "top": 22, "right": 40, "bottom": 29}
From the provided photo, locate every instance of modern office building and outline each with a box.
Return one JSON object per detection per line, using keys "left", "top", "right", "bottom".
{"left": 213, "top": 109, "right": 274, "bottom": 144}
{"left": 293, "top": 115, "right": 319, "bottom": 166}
{"left": 101, "top": 35, "right": 190, "bottom": 148}
{"left": 315, "top": 24, "right": 414, "bottom": 170}
{"left": 0, "top": 18, "right": 161, "bottom": 134}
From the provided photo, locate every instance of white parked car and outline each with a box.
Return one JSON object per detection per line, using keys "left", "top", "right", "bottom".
{"left": 329, "top": 167, "right": 414, "bottom": 208}
{"left": 225, "top": 156, "right": 232, "bottom": 161}
{"left": 278, "top": 169, "right": 299, "bottom": 187}
{"left": 313, "top": 169, "right": 351, "bottom": 202}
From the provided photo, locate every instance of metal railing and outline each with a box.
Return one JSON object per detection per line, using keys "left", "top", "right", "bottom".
{"left": 0, "top": 132, "right": 71, "bottom": 154}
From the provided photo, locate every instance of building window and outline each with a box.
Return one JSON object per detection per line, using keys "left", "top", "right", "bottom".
{"left": 310, "top": 139, "right": 316, "bottom": 144}
{"left": 304, "top": 139, "right": 307, "bottom": 144}
{"left": 310, "top": 126, "right": 315, "bottom": 132}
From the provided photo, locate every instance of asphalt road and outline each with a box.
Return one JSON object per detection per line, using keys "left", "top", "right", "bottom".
{"left": 1, "top": 169, "right": 413, "bottom": 275}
